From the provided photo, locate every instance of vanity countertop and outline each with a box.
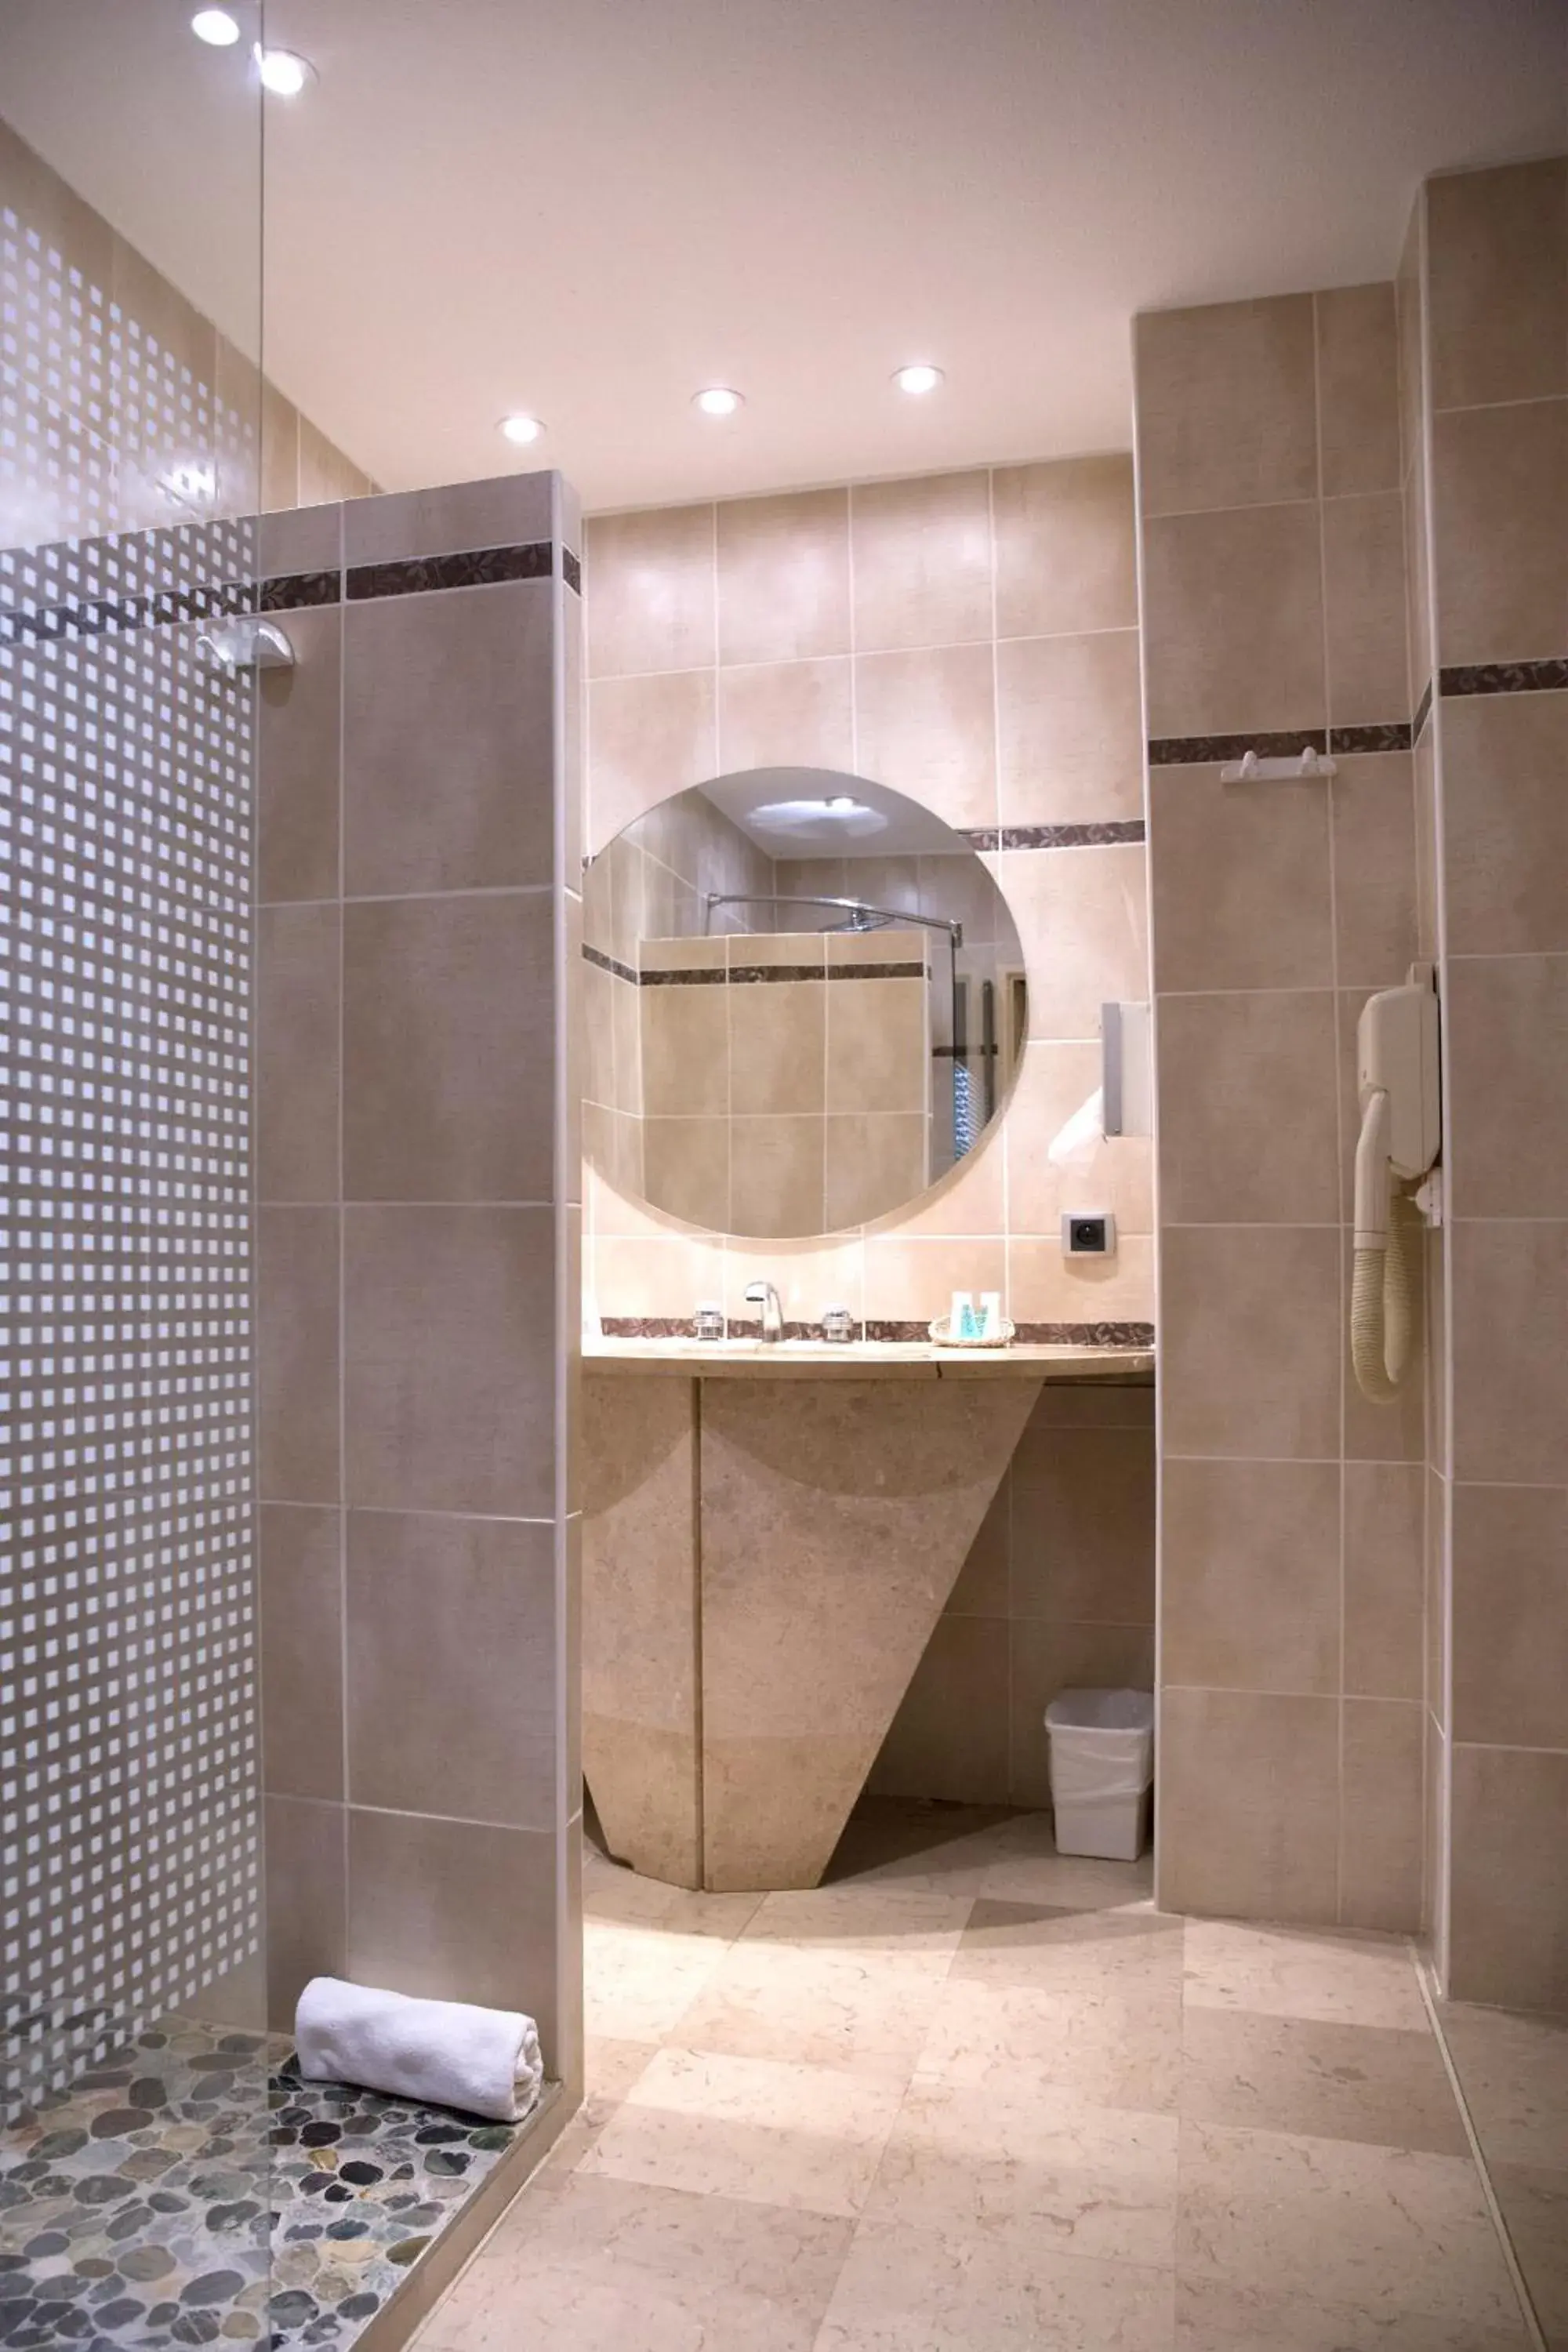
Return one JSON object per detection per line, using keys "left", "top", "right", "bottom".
{"left": 583, "top": 1337, "right": 1154, "bottom": 1381}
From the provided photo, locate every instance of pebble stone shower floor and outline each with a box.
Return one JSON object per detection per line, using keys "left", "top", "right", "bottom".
{"left": 0, "top": 2024, "right": 533, "bottom": 2349}
{"left": 412, "top": 1798, "right": 1545, "bottom": 2352}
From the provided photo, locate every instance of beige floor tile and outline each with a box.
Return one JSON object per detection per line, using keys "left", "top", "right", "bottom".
{"left": 1180, "top": 2009, "right": 1467, "bottom": 2155}
{"left": 583, "top": 1918, "right": 732, "bottom": 2041}
{"left": 1182, "top": 1921, "right": 1427, "bottom": 2031}
{"left": 978, "top": 1835, "right": 1156, "bottom": 1912}
{"left": 585, "top": 1857, "right": 763, "bottom": 1940}
{"left": 1178, "top": 2119, "right": 1522, "bottom": 2331}
{"left": 741, "top": 1882, "right": 973, "bottom": 1954}
{"left": 916, "top": 1974, "right": 1181, "bottom": 2113}
{"left": 1174, "top": 2273, "right": 1528, "bottom": 2350}
{"left": 423, "top": 2172, "right": 852, "bottom": 2350}
{"left": 825, "top": 1798, "right": 1022, "bottom": 1896}
{"left": 1491, "top": 2161, "right": 1568, "bottom": 2347}
{"left": 951, "top": 1898, "right": 1185, "bottom": 1994}
{"left": 581, "top": 2045, "right": 906, "bottom": 2217}
{"left": 866, "top": 2074, "right": 1178, "bottom": 2259}
{"left": 1439, "top": 2000, "right": 1568, "bottom": 2169}
{"left": 676, "top": 1940, "right": 947, "bottom": 2082}
{"left": 536, "top": 2034, "right": 662, "bottom": 2178}
{"left": 818, "top": 2213, "right": 1176, "bottom": 2350}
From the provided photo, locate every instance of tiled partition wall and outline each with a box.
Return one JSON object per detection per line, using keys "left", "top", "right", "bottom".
{"left": 1421, "top": 158, "right": 1568, "bottom": 2009}
{"left": 1136, "top": 285, "right": 1428, "bottom": 1931}
{"left": 0, "top": 115, "right": 373, "bottom": 545}
{"left": 584, "top": 461, "right": 1154, "bottom": 1341}
{"left": 255, "top": 472, "right": 584, "bottom": 2092}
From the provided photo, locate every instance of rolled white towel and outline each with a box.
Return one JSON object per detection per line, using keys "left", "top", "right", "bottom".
{"left": 295, "top": 1977, "right": 543, "bottom": 2123}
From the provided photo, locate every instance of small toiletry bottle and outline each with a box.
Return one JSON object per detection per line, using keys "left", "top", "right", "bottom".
{"left": 821, "top": 1303, "right": 854, "bottom": 1343}
{"left": 978, "top": 1290, "right": 1003, "bottom": 1341}
{"left": 695, "top": 1301, "right": 724, "bottom": 1341}
{"left": 953, "top": 1291, "right": 978, "bottom": 1341}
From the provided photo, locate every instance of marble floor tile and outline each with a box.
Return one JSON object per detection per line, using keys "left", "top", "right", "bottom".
{"left": 1178, "top": 2118, "right": 1523, "bottom": 2331}
{"left": 951, "top": 1896, "right": 1185, "bottom": 1993}
{"left": 580, "top": 2045, "right": 906, "bottom": 2217}
{"left": 824, "top": 1798, "right": 1022, "bottom": 1896}
{"left": 1183, "top": 1921, "right": 1428, "bottom": 2031}
{"left": 978, "top": 1831, "right": 1156, "bottom": 1914}
{"left": 585, "top": 1860, "right": 763, "bottom": 1941}
{"left": 866, "top": 2074, "right": 1178, "bottom": 2261}
{"left": 1491, "top": 2162, "right": 1568, "bottom": 2349}
{"left": 917, "top": 1969, "right": 1181, "bottom": 2113}
{"left": 534, "top": 2036, "right": 659, "bottom": 2179}
{"left": 741, "top": 1881, "right": 974, "bottom": 1954}
{"left": 817, "top": 2212, "right": 1176, "bottom": 2351}
{"left": 1174, "top": 2274, "right": 1530, "bottom": 2350}
{"left": 1439, "top": 2001, "right": 1568, "bottom": 2169}
{"left": 675, "top": 1940, "right": 948, "bottom": 2082}
{"left": 1181, "top": 2009, "right": 1468, "bottom": 2155}
{"left": 583, "top": 1918, "right": 732, "bottom": 2041}
{"left": 419, "top": 2173, "right": 853, "bottom": 2351}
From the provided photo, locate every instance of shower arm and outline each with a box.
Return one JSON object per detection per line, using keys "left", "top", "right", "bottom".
{"left": 703, "top": 891, "right": 963, "bottom": 947}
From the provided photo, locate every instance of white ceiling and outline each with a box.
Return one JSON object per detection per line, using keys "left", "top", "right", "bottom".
{"left": 701, "top": 770, "right": 968, "bottom": 857}
{"left": 2, "top": 0, "right": 1565, "bottom": 511}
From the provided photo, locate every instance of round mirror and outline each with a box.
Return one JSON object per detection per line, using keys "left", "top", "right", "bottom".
{"left": 583, "top": 768, "right": 1026, "bottom": 1237}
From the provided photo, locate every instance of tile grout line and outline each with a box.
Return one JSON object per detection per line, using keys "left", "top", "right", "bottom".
{"left": 1412, "top": 1946, "right": 1550, "bottom": 2352}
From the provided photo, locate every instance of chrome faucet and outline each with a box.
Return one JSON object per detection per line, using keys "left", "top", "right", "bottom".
{"left": 744, "top": 1279, "right": 784, "bottom": 1342}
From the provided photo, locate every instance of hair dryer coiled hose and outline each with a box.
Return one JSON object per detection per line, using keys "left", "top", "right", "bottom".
{"left": 1351, "top": 1189, "right": 1419, "bottom": 1402}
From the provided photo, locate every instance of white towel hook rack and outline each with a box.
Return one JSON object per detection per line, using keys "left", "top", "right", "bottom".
{"left": 1220, "top": 745, "right": 1337, "bottom": 782}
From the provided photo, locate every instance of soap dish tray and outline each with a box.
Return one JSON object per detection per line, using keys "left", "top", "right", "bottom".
{"left": 928, "top": 1314, "right": 1016, "bottom": 1349}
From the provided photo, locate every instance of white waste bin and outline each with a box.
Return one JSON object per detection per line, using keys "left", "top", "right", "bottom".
{"left": 1044, "top": 1688, "right": 1155, "bottom": 1861}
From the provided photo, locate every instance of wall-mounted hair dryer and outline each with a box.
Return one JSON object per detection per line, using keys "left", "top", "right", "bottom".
{"left": 1351, "top": 966, "right": 1440, "bottom": 1402}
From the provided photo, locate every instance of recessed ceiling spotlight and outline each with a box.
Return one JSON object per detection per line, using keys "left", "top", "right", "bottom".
{"left": 254, "top": 44, "right": 314, "bottom": 96}
{"left": 499, "top": 413, "right": 545, "bottom": 447}
{"left": 693, "top": 387, "right": 744, "bottom": 418}
{"left": 191, "top": 8, "right": 241, "bottom": 43}
{"left": 893, "top": 363, "right": 944, "bottom": 397}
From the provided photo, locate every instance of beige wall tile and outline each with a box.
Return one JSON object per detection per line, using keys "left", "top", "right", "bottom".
{"left": 1344, "top": 1461, "right": 1425, "bottom": 1702}
{"left": 343, "top": 473, "right": 554, "bottom": 568}
{"left": 257, "top": 902, "right": 340, "bottom": 1203}
{"left": 1136, "top": 296, "right": 1318, "bottom": 515}
{"left": 298, "top": 416, "right": 368, "bottom": 508}
{"left": 1157, "top": 991, "right": 1338, "bottom": 1226}
{"left": 1414, "top": 729, "right": 1439, "bottom": 964}
{"left": 1442, "top": 690, "right": 1568, "bottom": 956}
{"left": 862, "top": 1235, "right": 1006, "bottom": 1326}
{"left": 1316, "top": 283, "right": 1403, "bottom": 497}
{"left": 946, "top": 1484, "right": 1011, "bottom": 1617}
{"left": 640, "top": 971, "right": 729, "bottom": 1118}
{"left": 258, "top": 1205, "right": 341, "bottom": 1503}
{"left": 642, "top": 1116, "right": 730, "bottom": 1230}
{"left": 1157, "top": 1688, "right": 1340, "bottom": 1924}
{"left": 344, "top": 1205, "right": 555, "bottom": 1515}
{"left": 265, "top": 1797, "right": 345, "bottom": 2031}
{"left": 1339, "top": 1699, "right": 1425, "bottom": 1933}
{"left": 1323, "top": 493, "right": 1410, "bottom": 726}
{"left": 886, "top": 1120, "right": 1007, "bottom": 1239}
{"left": 869, "top": 1617, "right": 1011, "bottom": 1803}
{"left": 343, "top": 579, "right": 557, "bottom": 895}
{"left": 1446, "top": 955, "right": 1568, "bottom": 1220}
{"left": 1403, "top": 450, "right": 1433, "bottom": 710}
{"left": 259, "top": 500, "right": 343, "bottom": 579}
{"left": 826, "top": 978, "right": 925, "bottom": 1115}
{"left": 586, "top": 505, "right": 715, "bottom": 677}
{"left": 1149, "top": 768, "right": 1333, "bottom": 992}
{"left": 734, "top": 979, "right": 828, "bottom": 1115}
{"left": 1161, "top": 1458, "right": 1341, "bottom": 1695}
{"left": 1007, "top": 1232, "right": 1156, "bottom": 1330}
{"left": 720, "top": 1235, "right": 866, "bottom": 1330}
{"left": 1142, "top": 504, "right": 1327, "bottom": 738}
{"left": 1009, "top": 1426, "right": 1156, "bottom": 1626}
{"left": 588, "top": 669, "right": 717, "bottom": 855}
{"left": 1160, "top": 1226, "right": 1341, "bottom": 1461}
{"left": 1004, "top": 1041, "right": 1155, "bottom": 1240}
{"left": 850, "top": 470, "right": 993, "bottom": 652}
{"left": 1451, "top": 1482, "right": 1568, "bottom": 1750}
{"left": 1450, "top": 1219, "right": 1568, "bottom": 1485}
{"left": 728, "top": 1114, "right": 826, "bottom": 1236}
{"left": 1432, "top": 397, "right": 1568, "bottom": 665}
{"left": 717, "top": 657, "right": 855, "bottom": 775}
{"left": 258, "top": 602, "right": 341, "bottom": 905}
{"left": 347, "top": 1510, "right": 557, "bottom": 1828}
{"left": 347, "top": 1809, "right": 561, "bottom": 2063}
{"left": 590, "top": 1233, "right": 727, "bottom": 1321}
{"left": 1010, "top": 1621, "right": 1156, "bottom": 1808}
{"left": 1330, "top": 753, "right": 1419, "bottom": 988}
{"left": 826, "top": 1115, "right": 930, "bottom": 1231}
{"left": 996, "top": 630, "right": 1145, "bottom": 827}
{"left": 993, "top": 455, "right": 1138, "bottom": 637}
{"left": 854, "top": 644, "right": 998, "bottom": 833}
{"left": 1426, "top": 1464, "right": 1447, "bottom": 1722}
{"left": 717, "top": 488, "right": 851, "bottom": 666}
{"left": 260, "top": 1504, "right": 343, "bottom": 1802}
{"left": 342, "top": 892, "right": 555, "bottom": 1203}
{"left": 1427, "top": 158, "right": 1568, "bottom": 412}
{"left": 1000, "top": 842, "right": 1148, "bottom": 1040}
{"left": 1449, "top": 1744, "right": 1568, "bottom": 2009}
{"left": 260, "top": 378, "right": 300, "bottom": 514}
{"left": 1025, "top": 1381, "right": 1154, "bottom": 1432}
